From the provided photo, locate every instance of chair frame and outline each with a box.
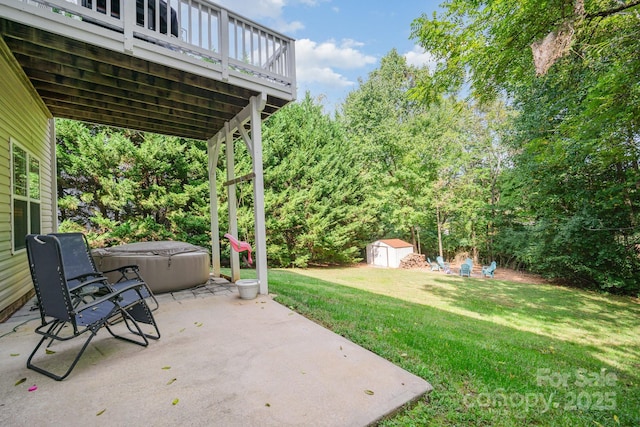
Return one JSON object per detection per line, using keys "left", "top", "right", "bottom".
{"left": 50, "top": 232, "right": 159, "bottom": 311}
{"left": 26, "top": 234, "right": 159, "bottom": 381}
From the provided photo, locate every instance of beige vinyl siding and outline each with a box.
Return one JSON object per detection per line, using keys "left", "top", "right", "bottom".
{"left": 0, "top": 37, "right": 54, "bottom": 317}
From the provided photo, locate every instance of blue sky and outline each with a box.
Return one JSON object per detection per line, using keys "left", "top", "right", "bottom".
{"left": 215, "top": 0, "right": 443, "bottom": 112}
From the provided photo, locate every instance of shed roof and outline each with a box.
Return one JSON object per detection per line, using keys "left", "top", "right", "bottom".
{"left": 377, "top": 239, "right": 413, "bottom": 249}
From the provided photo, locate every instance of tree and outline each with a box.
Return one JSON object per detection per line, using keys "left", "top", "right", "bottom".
{"left": 411, "top": 0, "right": 640, "bottom": 292}
{"left": 56, "top": 119, "right": 211, "bottom": 247}
{"left": 340, "top": 50, "right": 430, "bottom": 250}
{"left": 229, "top": 93, "right": 377, "bottom": 267}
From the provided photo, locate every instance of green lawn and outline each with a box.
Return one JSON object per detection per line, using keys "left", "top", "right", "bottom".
{"left": 233, "top": 267, "right": 640, "bottom": 426}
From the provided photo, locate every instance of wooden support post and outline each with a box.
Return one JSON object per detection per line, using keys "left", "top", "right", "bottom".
{"left": 251, "top": 93, "right": 268, "bottom": 294}
{"left": 208, "top": 135, "right": 222, "bottom": 278}
{"left": 225, "top": 122, "right": 240, "bottom": 282}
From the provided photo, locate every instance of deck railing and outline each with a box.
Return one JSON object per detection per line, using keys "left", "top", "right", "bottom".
{"left": 18, "top": 0, "right": 295, "bottom": 90}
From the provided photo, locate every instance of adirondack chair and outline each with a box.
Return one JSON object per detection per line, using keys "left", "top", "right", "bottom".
{"left": 460, "top": 258, "right": 473, "bottom": 277}
{"left": 427, "top": 257, "right": 440, "bottom": 271}
{"left": 25, "top": 234, "right": 159, "bottom": 380}
{"left": 436, "top": 256, "right": 451, "bottom": 273}
{"left": 482, "top": 261, "right": 497, "bottom": 278}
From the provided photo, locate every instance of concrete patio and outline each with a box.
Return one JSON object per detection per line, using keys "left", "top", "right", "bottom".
{"left": 0, "top": 279, "right": 431, "bottom": 426}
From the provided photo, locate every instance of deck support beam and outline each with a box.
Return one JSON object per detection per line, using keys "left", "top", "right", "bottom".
{"left": 208, "top": 93, "right": 268, "bottom": 293}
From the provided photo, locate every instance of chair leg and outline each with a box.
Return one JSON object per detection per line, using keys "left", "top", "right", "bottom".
{"left": 105, "top": 308, "right": 150, "bottom": 346}
{"left": 27, "top": 325, "right": 99, "bottom": 381}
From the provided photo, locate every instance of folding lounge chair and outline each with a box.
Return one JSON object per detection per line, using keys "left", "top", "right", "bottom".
{"left": 50, "top": 232, "right": 158, "bottom": 311}
{"left": 25, "top": 234, "right": 159, "bottom": 381}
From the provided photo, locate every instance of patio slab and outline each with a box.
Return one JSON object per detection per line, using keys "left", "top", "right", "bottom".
{"left": 0, "top": 280, "right": 431, "bottom": 426}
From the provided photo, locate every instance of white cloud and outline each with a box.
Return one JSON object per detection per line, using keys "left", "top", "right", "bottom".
{"left": 404, "top": 45, "right": 438, "bottom": 71}
{"left": 214, "top": 0, "right": 312, "bottom": 34}
{"left": 295, "top": 38, "right": 377, "bottom": 86}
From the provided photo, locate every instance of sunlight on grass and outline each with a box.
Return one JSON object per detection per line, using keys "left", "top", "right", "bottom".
{"left": 288, "top": 267, "right": 640, "bottom": 373}
{"left": 265, "top": 267, "right": 640, "bottom": 426}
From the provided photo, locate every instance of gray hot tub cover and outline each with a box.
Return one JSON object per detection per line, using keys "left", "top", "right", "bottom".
{"left": 92, "top": 241, "right": 210, "bottom": 293}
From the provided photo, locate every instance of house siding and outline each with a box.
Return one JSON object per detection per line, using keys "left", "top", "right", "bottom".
{"left": 0, "top": 37, "right": 54, "bottom": 320}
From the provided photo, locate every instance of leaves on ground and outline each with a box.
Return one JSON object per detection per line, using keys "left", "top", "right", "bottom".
{"left": 10, "top": 353, "right": 19, "bottom": 357}
{"left": 45, "top": 348, "right": 55, "bottom": 355}
{"left": 172, "top": 398, "right": 179, "bottom": 406}
{"left": 96, "top": 409, "right": 106, "bottom": 416}
{"left": 15, "top": 378, "right": 26, "bottom": 386}
{"left": 167, "top": 378, "right": 177, "bottom": 385}
{"left": 162, "top": 366, "right": 171, "bottom": 370}
{"left": 364, "top": 389, "right": 375, "bottom": 395}
{"left": 28, "top": 385, "right": 37, "bottom": 392}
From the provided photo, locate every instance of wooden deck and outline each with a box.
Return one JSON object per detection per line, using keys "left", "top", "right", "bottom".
{"left": 0, "top": 0, "right": 296, "bottom": 139}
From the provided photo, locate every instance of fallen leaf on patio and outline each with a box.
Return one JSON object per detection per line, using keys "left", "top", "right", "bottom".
{"left": 15, "top": 378, "right": 26, "bottom": 386}
{"left": 180, "top": 328, "right": 186, "bottom": 333}
{"left": 364, "top": 390, "right": 374, "bottom": 395}
{"left": 172, "top": 398, "right": 179, "bottom": 406}
{"left": 195, "top": 322, "right": 203, "bottom": 327}
{"left": 45, "top": 348, "right": 56, "bottom": 355}
{"left": 167, "top": 378, "right": 177, "bottom": 385}
{"left": 10, "top": 353, "right": 19, "bottom": 357}
{"left": 28, "top": 385, "right": 37, "bottom": 392}
{"left": 265, "top": 403, "right": 271, "bottom": 407}
{"left": 162, "top": 366, "right": 171, "bottom": 370}
{"left": 96, "top": 409, "right": 106, "bottom": 416}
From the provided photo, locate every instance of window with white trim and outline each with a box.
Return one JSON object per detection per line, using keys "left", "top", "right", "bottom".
{"left": 11, "top": 140, "right": 41, "bottom": 252}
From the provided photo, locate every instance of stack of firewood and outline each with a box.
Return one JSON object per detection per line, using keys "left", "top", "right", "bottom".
{"left": 399, "top": 253, "right": 426, "bottom": 269}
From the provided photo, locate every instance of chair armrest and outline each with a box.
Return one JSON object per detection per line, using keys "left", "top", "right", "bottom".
{"left": 68, "top": 275, "right": 111, "bottom": 295}
{"left": 102, "top": 264, "right": 139, "bottom": 274}
{"left": 75, "top": 281, "right": 145, "bottom": 313}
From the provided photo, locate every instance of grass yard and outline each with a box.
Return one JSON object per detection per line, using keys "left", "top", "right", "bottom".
{"left": 246, "top": 266, "right": 640, "bottom": 426}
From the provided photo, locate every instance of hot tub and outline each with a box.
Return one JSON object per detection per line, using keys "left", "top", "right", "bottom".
{"left": 92, "top": 241, "right": 210, "bottom": 293}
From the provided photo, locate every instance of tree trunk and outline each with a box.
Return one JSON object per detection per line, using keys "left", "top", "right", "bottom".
{"left": 437, "top": 206, "right": 444, "bottom": 257}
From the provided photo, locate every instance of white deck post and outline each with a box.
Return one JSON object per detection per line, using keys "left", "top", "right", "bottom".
{"left": 251, "top": 94, "right": 268, "bottom": 294}
{"left": 225, "top": 122, "right": 240, "bottom": 282}
{"left": 208, "top": 135, "right": 222, "bottom": 278}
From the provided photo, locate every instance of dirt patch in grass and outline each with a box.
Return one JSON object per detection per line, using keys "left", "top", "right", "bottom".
{"left": 398, "top": 263, "right": 550, "bottom": 285}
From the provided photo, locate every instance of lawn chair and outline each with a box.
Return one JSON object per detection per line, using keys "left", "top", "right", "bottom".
{"left": 50, "top": 232, "right": 158, "bottom": 311}
{"left": 427, "top": 257, "right": 440, "bottom": 271}
{"left": 25, "top": 234, "right": 159, "bottom": 381}
{"left": 482, "top": 261, "right": 497, "bottom": 278}
{"left": 436, "top": 256, "right": 451, "bottom": 273}
{"left": 459, "top": 258, "right": 473, "bottom": 277}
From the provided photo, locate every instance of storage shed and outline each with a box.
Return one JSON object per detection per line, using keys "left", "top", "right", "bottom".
{"left": 366, "top": 239, "right": 414, "bottom": 268}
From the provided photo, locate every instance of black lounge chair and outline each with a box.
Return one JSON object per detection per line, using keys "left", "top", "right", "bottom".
{"left": 25, "top": 234, "right": 159, "bottom": 381}
{"left": 50, "top": 232, "right": 159, "bottom": 311}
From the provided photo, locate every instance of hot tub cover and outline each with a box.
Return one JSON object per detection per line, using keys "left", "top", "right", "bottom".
{"left": 93, "top": 241, "right": 210, "bottom": 293}
{"left": 92, "top": 241, "right": 207, "bottom": 257}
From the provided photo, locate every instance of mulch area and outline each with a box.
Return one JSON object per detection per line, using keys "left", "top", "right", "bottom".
{"left": 413, "top": 263, "right": 549, "bottom": 284}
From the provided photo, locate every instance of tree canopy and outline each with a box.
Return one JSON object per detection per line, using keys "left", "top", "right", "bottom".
{"left": 411, "top": 0, "right": 640, "bottom": 292}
